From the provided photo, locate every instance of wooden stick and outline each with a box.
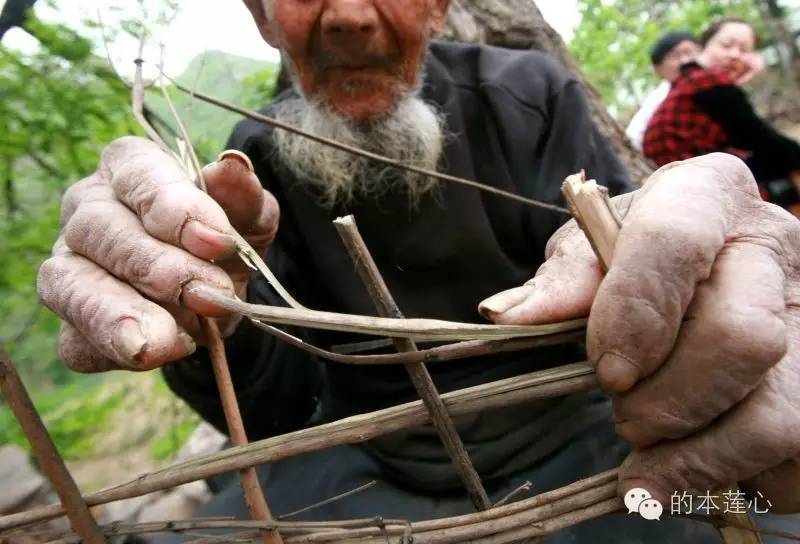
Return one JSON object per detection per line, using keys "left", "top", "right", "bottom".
{"left": 201, "top": 318, "right": 283, "bottom": 544}
{"left": 135, "top": 45, "right": 284, "bottom": 544}
{"left": 250, "top": 320, "right": 586, "bottom": 366}
{"left": 561, "top": 171, "right": 620, "bottom": 272}
{"left": 561, "top": 173, "right": 761, "bottom": 544}
{"left": 0, "top": 365, "right": 597, "bottom": 532}
{"left": 193, "top": 285, "right": 586, "bottom": 341}
{"left": 0, "top": 345, "right": 106, "bottom": 544}
{"left": 30, "top": 472, "right": 620, "bottom": 544}
{"left": 333, "top": 215, "right": 491, "bottom": 511}
{"left": 159, "top": 73, "right": 569, "bottom": 216}
{"left": 277, "top": 481, "right": 377, "bottom": 520}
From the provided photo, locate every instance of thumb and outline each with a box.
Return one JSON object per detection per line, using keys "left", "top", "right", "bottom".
{"left": 201, "top": 150, "right": 280, "bottom": 289}
{"left": 203, "top": 150, "right": 279, "bottom": 246}
{"left": 479, "top": 221, "right": 603, "bottom": 325}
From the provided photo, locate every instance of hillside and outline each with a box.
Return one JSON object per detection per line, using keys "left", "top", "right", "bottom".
{"left": 148, "top": 50, "right": 280, "bottom": 161}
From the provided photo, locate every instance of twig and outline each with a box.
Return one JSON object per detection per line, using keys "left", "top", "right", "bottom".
{"left": 494, "top": 482, "right": 533, "bottom": 508}
{"left": 193, "top": 285, "right": 586, "bottom": 341}
{"left": 277, "top": 481, "right": 377, "bottom": 520}
{"left": 561, "top": 171, "right": 620, "bottom": 272}
{"left": 131, "top": 34, "right": 283, "bottom": 544}
{"left": 249, "top": 319, "right": 585, "bottom": 366}
{"left": 157, "top": 69, "right": 569, "bottom": 216}
{"left": 132, "top": 35, "right": 169, "bottom": 152}
{"left": 202, "top": 319, "right": 284, "bottom": 544}
{"left": 0, "top": 364, "right": 597, "bottom": 532}
{"left": 333, "top": 214, "right": 490, "bottom": 510}
{"left": 0, "top": 345, "right": 106, "bottom": 544}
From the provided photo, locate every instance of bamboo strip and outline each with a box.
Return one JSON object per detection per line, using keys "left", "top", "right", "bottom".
{"left": 192, "top": 285, "right": 586, "bottom": 341}
{"left": 250, "top": 320, "right": 585, "bottom": 366}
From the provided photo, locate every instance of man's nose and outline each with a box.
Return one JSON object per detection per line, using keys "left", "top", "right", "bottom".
{"left": 321, "top": 0, "right": 379, "bottom": 37}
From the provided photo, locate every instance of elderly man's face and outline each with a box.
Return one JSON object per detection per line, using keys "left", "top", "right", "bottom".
{"left": 247, "top": 0, "right": 450, "bottom": 121}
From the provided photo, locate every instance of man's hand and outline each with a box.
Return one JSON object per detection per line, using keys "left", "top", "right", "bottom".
{"left": 37, "top": 137, "right": 279, "bottom": 373}
{"left": 480, "top": 153, "right": 800, "bottom": 513}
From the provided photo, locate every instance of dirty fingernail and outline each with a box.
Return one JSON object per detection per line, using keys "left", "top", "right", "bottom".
{"left": 218, "top": 150, "right": 255, "bottom": 172}
{"left": 479, "top": 286, "right": 532, "bottom": 318}
{"left": 112, "top": 319, "right": 148, "bottom": 363}
{"left": 180, "top": 220, "right": 236, "bottom": 260}
{"left": 596, "top": 352, "right": 639, "bottom": 393}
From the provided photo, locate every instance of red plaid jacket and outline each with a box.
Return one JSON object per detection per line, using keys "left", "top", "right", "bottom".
{"left": 643, "top": 63, "right": 734, "bottom": 166}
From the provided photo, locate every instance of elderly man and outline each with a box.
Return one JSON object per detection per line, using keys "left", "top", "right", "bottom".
{"left": 37, "top": 0, "right": 800, "bottom": 542}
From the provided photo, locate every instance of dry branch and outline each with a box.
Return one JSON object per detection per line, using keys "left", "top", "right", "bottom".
{"left": 160, "top": 73, "right": 569, "bottom": 216}
{"left": 193, "top": 285, "right": 586, "bottom": 341}
{"left": 250, "top": 320, "right": 585, "bottom": 365}
{"left": 334, "top": 214, "right": 491, "bottom": 510}
{"left": 0, "top": 346, "right": 106, "bottom": 544}
{"left": 202, "top": 318, "right": 283, "bottom": 544}
{"left": 138, "top": 44, "right": 283, "bottom": 544}
{"left": 15, "top": 471, "right": 621, "bottom": 544}
{"left": 0, "top": 363, "right": 597, "bottom": 532}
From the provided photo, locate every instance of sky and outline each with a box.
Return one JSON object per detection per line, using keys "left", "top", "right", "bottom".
{"left": 2, "top": 0, "right": 580, "bottom": 75}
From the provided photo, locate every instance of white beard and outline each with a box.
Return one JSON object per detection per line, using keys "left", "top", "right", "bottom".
{"left": 272, "top": 93, "right": 445, "bottom": 207}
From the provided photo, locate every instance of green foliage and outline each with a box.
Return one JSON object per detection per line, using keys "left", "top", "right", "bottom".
{"left": 0, "top": 18, "right": 140, "bottom": 387}
{"left": 0, "top": 3, "right": 273, "bottom": 465}
{"left": 0, "top": 377, "right": 122, "bottom": 460}
{"left": 570, "top": 0, "right": 762, "bottom": 115}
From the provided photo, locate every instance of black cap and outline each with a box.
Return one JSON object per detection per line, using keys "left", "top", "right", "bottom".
{"left": 650, "top": 31, "right": 698, "bottom": 65}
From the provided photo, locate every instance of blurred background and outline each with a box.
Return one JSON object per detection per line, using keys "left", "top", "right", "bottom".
{"left": 1, "top": 0, "right": 798, "bottom": 497}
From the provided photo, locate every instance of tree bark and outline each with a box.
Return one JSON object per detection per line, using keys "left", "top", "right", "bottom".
{"left": 442, "top": 0, "right": 654, "bottom": 184}
{"left": 762, "top": 0, "right": 799, "bottom": 60}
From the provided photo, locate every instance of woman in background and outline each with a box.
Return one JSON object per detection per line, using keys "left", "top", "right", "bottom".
{"left": 643, "top": 17, "right": 800, "bottom": 211}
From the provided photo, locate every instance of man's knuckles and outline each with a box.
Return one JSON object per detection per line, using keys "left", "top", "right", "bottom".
{"left": 63, "top": 201, "right": 236, "bottom": 306}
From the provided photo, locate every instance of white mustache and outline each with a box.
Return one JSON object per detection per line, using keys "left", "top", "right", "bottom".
{"left": 272, "top": 93, "right": 445, "bottom": 207}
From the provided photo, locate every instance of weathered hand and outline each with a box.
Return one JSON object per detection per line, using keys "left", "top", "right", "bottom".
{"left": 480, "top": 153, "right": 800, "bottom": 512}
{"left": 37, "top": 136, "right": 278, "bottom": 372}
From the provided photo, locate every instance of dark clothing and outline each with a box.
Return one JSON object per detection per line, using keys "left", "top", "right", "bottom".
{"left": 164, "top": 40, "right": 632, "bottom": 491}
{"left": 152, "top": 42, "right": 800, "bottom": 542}
{"left": 643, "top": 63, "right": 800, "bottom": 205}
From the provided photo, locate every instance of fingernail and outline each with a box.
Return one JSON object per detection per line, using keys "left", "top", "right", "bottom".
{"left": 177, "top": 330, "right": 197, "bottom": 355}
{"left": 181, "top": 280, "right": 234, "bottom": 318}
{"left": 180, "top": 220, "right": 236, "bottom": 260}
{"left": 113, "top": 319, "right": 148, "bottom": 363}
{"left": 478, "top": 286, "right": 532, "bottom": 318}
{"left": 218, "top": 150, "right": 255, "bottom": 172}
{"left": 596, "top": 352, "right": 639, "bottom": 392}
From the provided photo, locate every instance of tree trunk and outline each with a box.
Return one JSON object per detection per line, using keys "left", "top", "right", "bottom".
{"left": 762, "top": 0, "right": 799, "bottom": 61}
{"left": 442, "top": 0, "right": 654, "bottom": 184}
